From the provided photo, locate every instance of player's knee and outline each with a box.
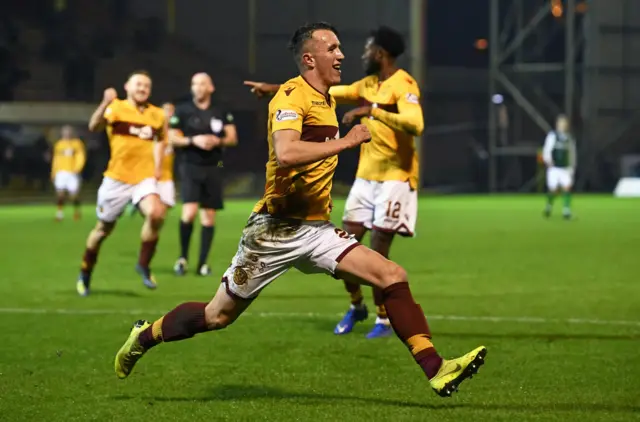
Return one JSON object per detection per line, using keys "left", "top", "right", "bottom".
{"left": 200, "top": 209, "right": 215, "bottom": 226}
{"left": 204, "top": 307, "right": 236, "bottom": 330}
{"left": 378, "top": 261, "right": 408, "bottom": 288}
{"left": 91, "top": 221, "right": 114, "bottom": 242}
{"left": 374, "top": 259, "right": 407, "bottom": 289}
{"left": 181, "top": 203, "right": 198, "bottom": 223}
{"left": 148, "top": 206, "right": 166, "bottom": 223}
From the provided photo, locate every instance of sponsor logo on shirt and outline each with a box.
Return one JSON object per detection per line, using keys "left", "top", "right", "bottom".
{"left": 129, "top": 125, "right": 154, "bottom": 140}
{"left": 275, "top": 109, "right": 298, "bottom": 122}
{"left": 405, "top": 93, "right": 419, "bottom": 104}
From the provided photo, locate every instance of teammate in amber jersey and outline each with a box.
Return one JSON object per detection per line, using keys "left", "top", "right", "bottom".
{"left": 245, "top": 27, "right": 424, "bottom": 339}
{"left": 115, "top": 22, "right": 486, "bottom": 399}
{"left": 51, "top": 125, "right": 86, "bottom": 221}
{"left": 76, "top": 71, "right": 168, "bottom": 297}
{"left": 126, "top": 101, "right": 177, "bottom": 217}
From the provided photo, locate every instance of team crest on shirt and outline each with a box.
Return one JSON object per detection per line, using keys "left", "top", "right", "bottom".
{"left": 233, "top": 267, "right": 248, "bottom": 286}
{"left": 210, "top": 118, "right": 224, "bottom": 133}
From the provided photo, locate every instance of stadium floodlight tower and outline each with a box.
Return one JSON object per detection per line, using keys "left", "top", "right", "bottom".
{"left": 487, "top": 0, "right": 584, "bottom": 192}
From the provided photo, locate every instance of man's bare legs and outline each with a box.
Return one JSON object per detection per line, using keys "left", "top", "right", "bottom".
{"left": 136, "top": 194, "right": 167, "bottom": 288}
{"left": 338, "top": 222, "right": 397, "bottom": 337}
{"left": 122, "top": 244, "right": 485, "bottom": 396}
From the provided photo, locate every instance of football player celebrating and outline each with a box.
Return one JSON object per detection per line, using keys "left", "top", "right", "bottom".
{"left": 114, "top": 22, "right": 486, "bottom": 399}
{"left": 76, "top": 71, "right": 167, "bottom": 295}
{"left": 245, "top": 26, "right": 424, "bottom": 339}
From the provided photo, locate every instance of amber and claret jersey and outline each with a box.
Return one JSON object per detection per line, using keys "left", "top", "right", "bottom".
{"left": 103, "top": 99, "right": 166, "bottom": 184}
{"left": 329, "top": 69, "right": 423, "bottom": 190}
{"left": 51, "top": 138, "right": 86, "bottom": 176}
{"left": 253, "top": 76, "right": 339, "bottom": 221}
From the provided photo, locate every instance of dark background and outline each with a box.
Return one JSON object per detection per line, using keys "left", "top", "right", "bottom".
{"left": 0, "top": 0, "right": 634, "bottom": 201}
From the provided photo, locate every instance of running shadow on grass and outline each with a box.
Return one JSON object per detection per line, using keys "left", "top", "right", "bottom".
{"left": 85, "top": 289, "right": 142, "bottom": 298}
{"left": 113, "top": 385, "right": 640, "bottom": 414}
{"left": 113, "top": 384, "right": 462, "bottom": 410}
{"left": 311, "top": 321, "right": 640, "bottom": 342}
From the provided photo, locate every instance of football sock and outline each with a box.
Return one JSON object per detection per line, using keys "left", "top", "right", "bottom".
{"left": 546, "top": 192, "right": 555, "bottom": 206}
{"left": 198, "top": 225, "right": 215, "bottom": 267}
{"left": 57, "top": 197, "right": 64, "bottom": 209}
{"left": 80, "top": 247, "right": 98, "bottom": 278}
{"left": 372, "top": 287, "right": 388, "bottom": 320}
{"left": 563, "top": 192, "right": 571, "bottom": 209}
{"left": 344, "top": 281, "right": 363, "bottom": 307}
{"left": 383, "top": 282, "right": 442, "bottom": 379}
{"left": 138, "top": 302, "right": 208, "bottom": 349}
{"left": 179, "top": 221, "right": 193, "bottom": 260}
{"left": 138, "top": 239, "right": 158, "bottom": 270}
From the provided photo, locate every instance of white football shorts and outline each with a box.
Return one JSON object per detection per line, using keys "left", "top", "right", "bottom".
{"left": 96, "top": 177, "right": 158, "bottom": 222}
{"left": 54, "top": 171, "right": 81, "bottom": 195}
{"left": 343, "top": 178, "right": 417, "bottom": 237}
{"left": 222, "top": 213, "right": 360, "bottom": 299}
{"left": 157, "top": 180, "right": 176, "bottom": 208}
{"left": 546, "top": 167, "right": 574, "bottom": 191}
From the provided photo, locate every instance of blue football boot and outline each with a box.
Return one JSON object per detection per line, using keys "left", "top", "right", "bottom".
{"left": 334, "top": 305, "right": 368, "bottom": 335}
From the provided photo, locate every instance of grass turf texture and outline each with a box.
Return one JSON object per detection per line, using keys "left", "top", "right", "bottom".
{"left": 0, "top": 196, "right": 639, "bottom": 422}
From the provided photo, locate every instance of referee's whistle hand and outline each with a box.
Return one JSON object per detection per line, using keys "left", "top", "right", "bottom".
{"left": 192, "top": 134, "right": 221, "bottom": 150}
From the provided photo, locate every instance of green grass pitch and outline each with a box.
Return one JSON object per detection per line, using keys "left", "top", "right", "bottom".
{"left": 0, "top": 196, "right": 639, "bottom": 422}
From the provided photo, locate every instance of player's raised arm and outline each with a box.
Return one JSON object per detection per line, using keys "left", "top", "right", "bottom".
{"left": 88, "top": 88, "right": 117, "bottom": 132}
{"left": 244, "top": 81, "right": 281, "bottom": 97}
{"left": 273, "top": 125, "right": 370, "bottom": 169}
{"left": 370, "top": 85, "right": 424, "bottom": 136}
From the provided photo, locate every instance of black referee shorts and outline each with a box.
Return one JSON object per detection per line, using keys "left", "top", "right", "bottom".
{"left": 179, "top": 162, "right": 224, "bottom": 210}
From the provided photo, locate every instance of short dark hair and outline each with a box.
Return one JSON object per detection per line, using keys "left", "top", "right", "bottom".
{"left": 288, "top": 22, "right": 339, "bottom": 63}
{"left": 370, "top": 26, "right": 405, "bottom": 58}
{"left": 127, "top": 70, "right": 151, "bottom": 80}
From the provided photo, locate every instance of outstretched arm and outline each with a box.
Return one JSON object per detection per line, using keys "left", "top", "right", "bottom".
{"left": 244, "top": 80, "right": 361, "bottom": 105}
{"left": 244, "top": 81, "right": 280, "bottom": 97}
{"left": 89, "top": 88, "right": 117, "bottom": 132}
{"left": 370, "top": 91, "right": 424, "bottom": 136}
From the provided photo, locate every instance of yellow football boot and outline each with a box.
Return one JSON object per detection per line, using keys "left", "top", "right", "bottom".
{"left": 114, "top": 320, "right": 150, "bottom": 379}
{"left": 429, "top": 346, "right": 487, "bottom": 397}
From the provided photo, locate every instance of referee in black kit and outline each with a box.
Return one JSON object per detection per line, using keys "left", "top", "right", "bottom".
{"left": 169, "top": 72, "right": 238, "bottom": 276}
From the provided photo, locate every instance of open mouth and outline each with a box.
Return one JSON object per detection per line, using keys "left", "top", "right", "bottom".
{"left": 333, "top": 64, "right": 341, "bottom": 73}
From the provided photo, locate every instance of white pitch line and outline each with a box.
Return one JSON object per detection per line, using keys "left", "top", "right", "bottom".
{"left": 0, "top": 307, "right": 638, "bottom": 327}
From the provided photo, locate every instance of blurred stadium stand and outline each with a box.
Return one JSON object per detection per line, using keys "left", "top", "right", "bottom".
{"left": 1, "top": 0, "right": 639, "bottom": 204}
